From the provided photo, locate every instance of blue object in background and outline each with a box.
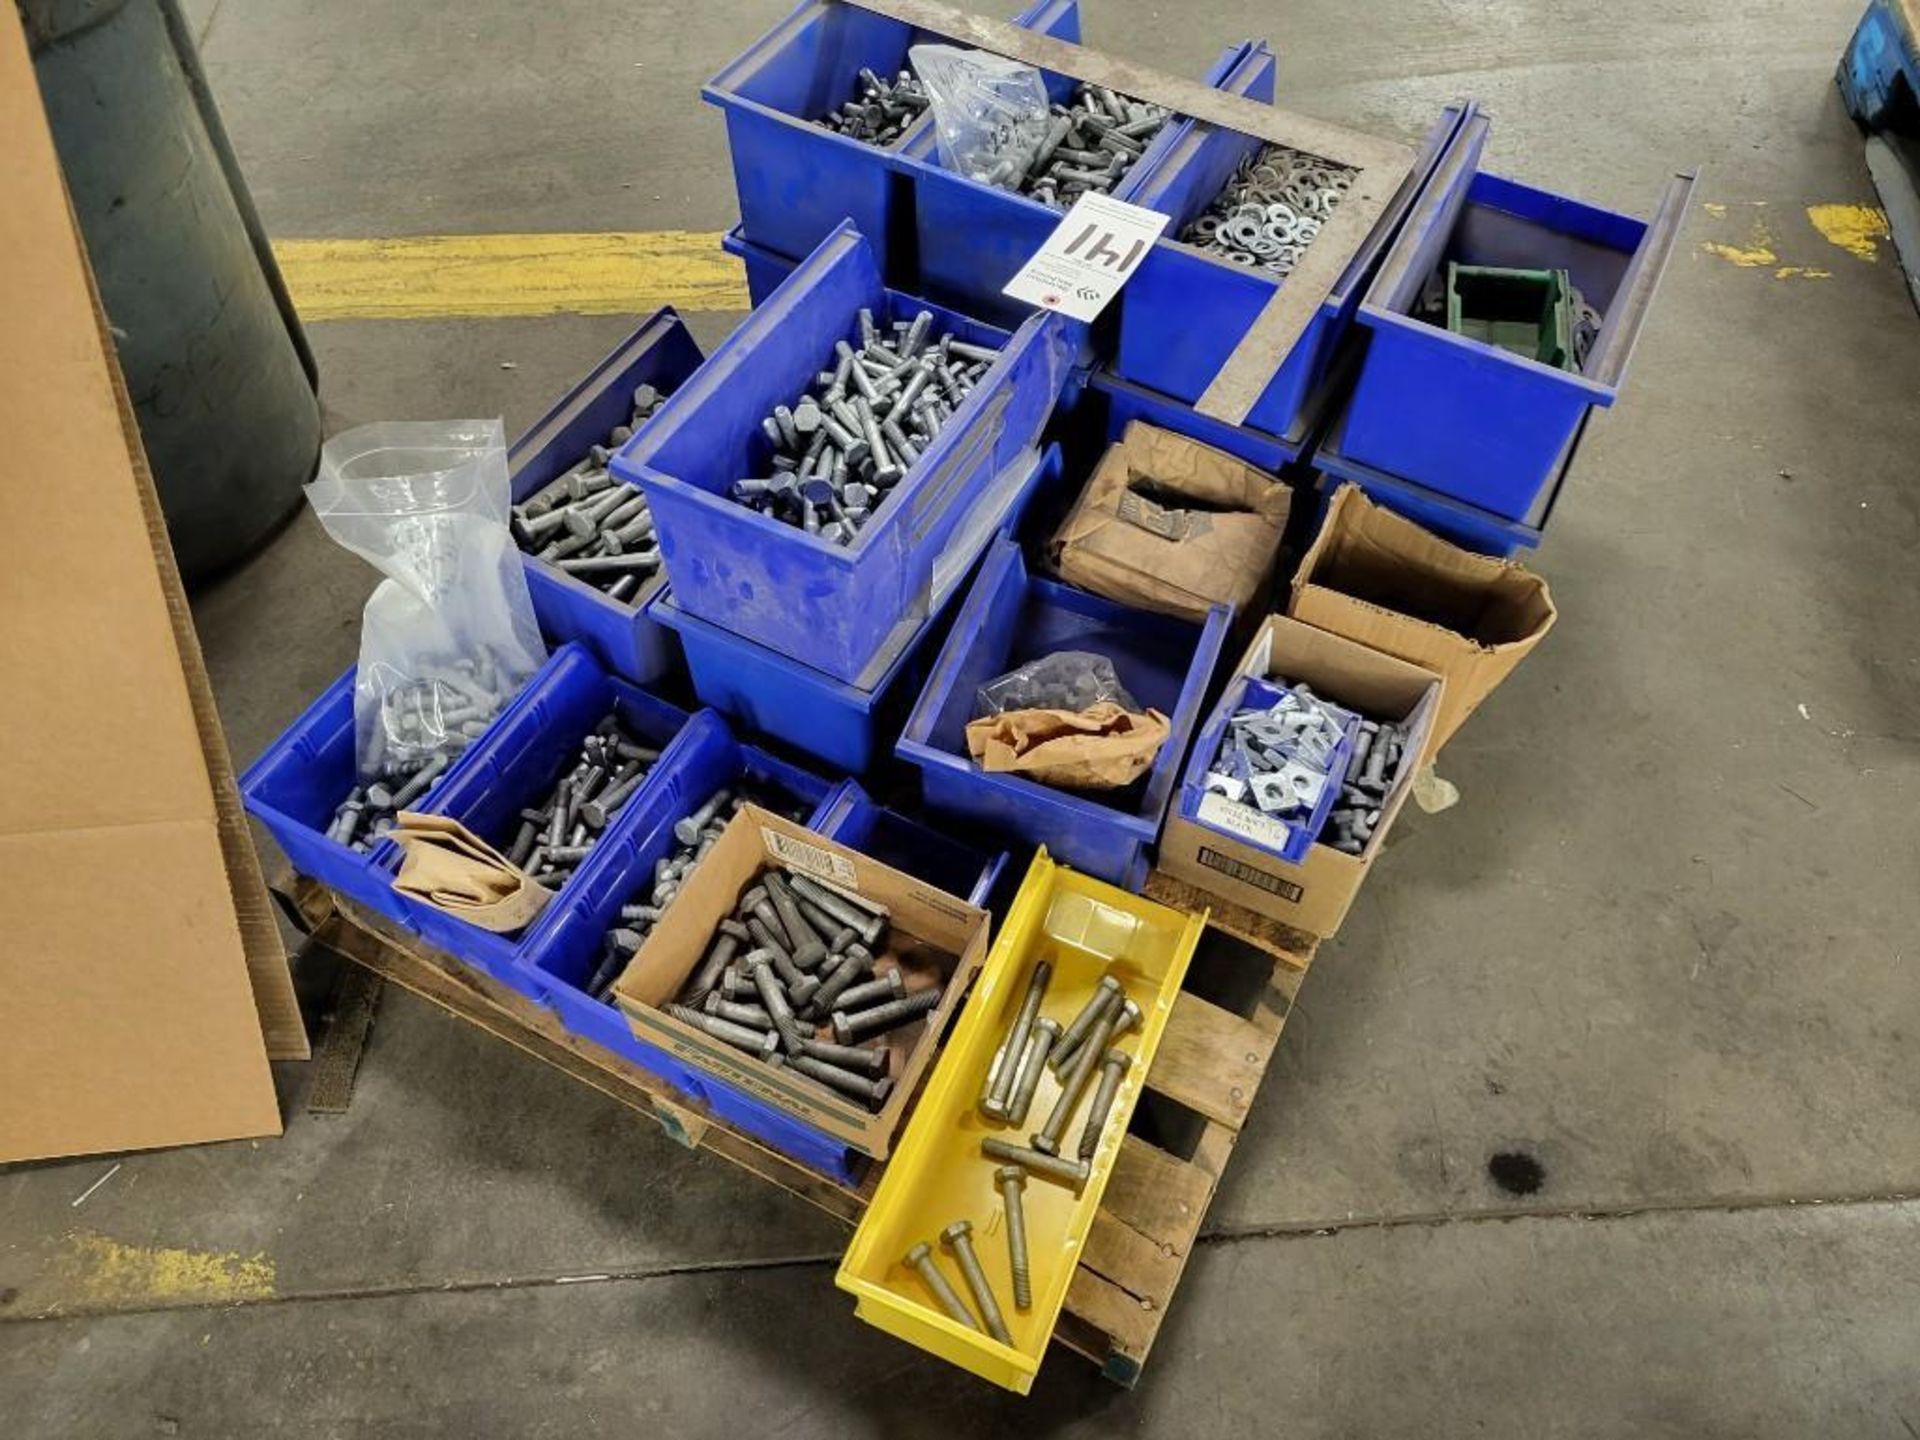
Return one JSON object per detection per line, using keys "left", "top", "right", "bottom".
{"left": 1345, "top": 149, "right": 1694, "bottom": 520}
{"left": 1115, "top": 103, "right": 1476, "bottom": 455}
{"left": 815, "top": 782, "right": 1007, "bottom": 911}
{"left": 508, "top": 309, "right": 704, "bottom": 685}
{"left": 615, "top": 223, "right": 1072, "bottom": 687}
{"left": 897, "top": 536, "right": 1230, "bottom": 889}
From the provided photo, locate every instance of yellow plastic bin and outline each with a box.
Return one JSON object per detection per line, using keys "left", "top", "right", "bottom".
{"left": 835, "top": 850, "right": 1205, "bottom": 1392}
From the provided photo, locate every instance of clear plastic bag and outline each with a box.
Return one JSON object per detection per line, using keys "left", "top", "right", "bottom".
{"left": 974, "top": 650, "right": 1138, "bottom": 719}
{"left": 305, "top": 420, "right": 547, "bottom": 783}
{"left": 910, "top": 44, "right": 1051, "bottom": 189}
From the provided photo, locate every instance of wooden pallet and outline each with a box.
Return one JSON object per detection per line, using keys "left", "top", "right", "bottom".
{"left": 281, "top": 872, "right": 1316, "bottom": 1387}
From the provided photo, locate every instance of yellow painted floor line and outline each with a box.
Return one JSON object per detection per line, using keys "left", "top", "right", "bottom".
{"left": 274, "top": 231, "right": 749, "bottom": 320}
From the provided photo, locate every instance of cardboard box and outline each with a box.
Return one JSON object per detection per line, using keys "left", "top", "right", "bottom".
{"left": 611, "top": 805, "right": 989, "bottom": 1159}
{"left": 1289, "top": 484, "right": 1555, "bottom": 754}
{"left": 0, "top": 5, "right": 299, "bottom": 1163}
{"left": 1049, "top": 420, "right": 1290, "bottom": 627}
{"left": 1158, "top": 616, "right": 1444, "bottom": 938}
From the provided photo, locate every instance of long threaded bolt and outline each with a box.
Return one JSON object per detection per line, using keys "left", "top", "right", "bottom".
{"left": 765, "top": 873, "right": 828, "bottom": 971}
{"left": 1007, "top": 1017, "right": 1061, "bottom": 1128}
{"left": 981, "top": 1137, "right": 1090, "bottom": 1192}
{"left": 807, "top": 943, "right": 875, "bottom": 1018}
{"left": 941, "top": 1221, "right": 1010, "bottom": 1345}
{"left": 790, "top": 1053, "right": 894, "bottom": 1109}
{"left": 673, "top": 788, "right": 731, "bottom": 845}
{"left": 748, "top": 959, "right": 807, "bottom": 1053}
{"left": 996, "top": 1166, "right": 1032, "bottom": 1310}
{"left": 667, "top": 1004, "right": 779, "bottom": 1061}
{"left": 1076, "top": 1049, "right": 1133, "bottom": 1161}
{"left": 788, "top": 873, "right": 885, "bottom": 946}
{"left": 831, "top": 968, "right": 905, "bottom": 1015}
{"left": 1034, "top": 1001, "right": 1125, "bottom": 1155}
{"left": 905, "top": 1242, "right": 978, "bottom": 1331}
{"left": 798, "top": 1036, "right": 888, "bottom": 1077}
{"left": 746, "top": 922, "right": 818, "bottom": 1008}
{"left": 795, "top": 895, "right": 857, "bottom": 953}
{"left": 832, "top": 985, "right": 939, "bottom": 1045}
{"left": 703, "top": 993, "right": 774, "bottom": 1029}
{"left": 1051, "top": 976, "right": 1123, "bottom": 1076}
{"left": 683, "top": 928, "right": 742, "bottom": 1006}
{"left": 983, "top": 960, "right": 1051, "bottom": 1121}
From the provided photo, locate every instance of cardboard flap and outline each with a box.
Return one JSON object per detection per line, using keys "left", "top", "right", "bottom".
{"left": 0, "top": 5, "right": 289, "bottom": 1161}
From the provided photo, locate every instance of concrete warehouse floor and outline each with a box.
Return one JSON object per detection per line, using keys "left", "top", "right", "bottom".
{"left": 6, "top": 0, "right": 1920, "bottom": 1433}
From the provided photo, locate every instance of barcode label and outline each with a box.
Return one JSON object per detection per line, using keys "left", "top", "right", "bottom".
{"left": 1197, "top": 847, "right": 1304, "bottom": 902}
{"left": 764, "top": 828, "right": 857, "bottom": 886}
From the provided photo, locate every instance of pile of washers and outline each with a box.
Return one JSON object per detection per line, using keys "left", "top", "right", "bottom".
{"left": 1179, "top": 143, "right": 1357, "bottom": 278}
{"left": 1205, "top": 683, "right": 1354, "bottom": 827}
{"left": 731, "top": 309, "right": 1000, "bottom": 544}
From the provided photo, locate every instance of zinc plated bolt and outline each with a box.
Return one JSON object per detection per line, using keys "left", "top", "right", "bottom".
{"left": 1051, "top": 975, "right": 1122, "bottom": 1076}
{"left": 983, "top": 961, "right": 1051, "bottom": 1120}
{"left": 941, "top": 1220, "right": 1011, "bottom": 1345}
{"left": 996, "top": 1166, "right": 1032, "bottom": 1310}
{"left": 1006, "top": 1018, "right": 1061, "bottom": 1129}
{"left": 832, "top": 984, "right": 939, "bottom": 1045}
{"left": 904, "top": 1242, "right": 978, "bottom": 1331}
{"left": 1077, "top": 1049, "right": 1133, "bottom": 1161}
{"left": 981, "top": 1137, "right": 1090, "bottom": 1192}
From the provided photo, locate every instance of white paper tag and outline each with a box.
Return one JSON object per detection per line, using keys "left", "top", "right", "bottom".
{"left": 763, "top": 828, "right": 857, "bottom": 887}
{"left": 1001, "top": 193, "right": 1171, "bottom": 321}
{"left": 1196, "top": 792, "right": 1296, "bottom": 855}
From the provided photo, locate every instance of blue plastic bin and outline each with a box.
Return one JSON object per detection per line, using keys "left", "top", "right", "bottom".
{"left": 644, "top": 444, "right": 1059, "bottom": 772}
{"left": 1112, "top": 104, "right": 1475, "bottom": 451}
{"left": 509, "top": 310, "right": 705, "bottom": 684}
{"left": 523, "top": 718, "right": 851, "bottom": 1178}
{"left": 393, "top": 643, "right": 697, "bottom": 999}
{"left": 1087, "top": 366, "right": 1315, "bottom": 472}
{"left": 1313, "top": 400, "right": 1583, "bottom": 557}
{"left": 704, "top": 0, "right": 1082, "bottom": 271}
{"left": 240, "top": 668, "right": 421, "bottom": 931}
{"left": 1346, "top": 158, "right": 1695, "bottom": 519}
{"left": 815, "top": 781, "right": 1007, "bottom": 909}
{"left": 614, "top": 222, "right": 1073, "bottom": 685}
{"left": 898, "top": 38, "right": 1274, "bottom": 331}
{"left": 897, "top": 536, "right": 1231, "bottom": 889}
{"left": 721, "top": 224, "right": 798, "bottom": 308}
{"left": 1177, "top": 674, "right": 1357, "bottom": 865}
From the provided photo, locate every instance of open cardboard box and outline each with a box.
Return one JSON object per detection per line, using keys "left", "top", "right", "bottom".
{"left": 1289, "top": 484, "right": 1555, "bottom": 755}
{"left": 610, "top": 805, "right": 989, "bottom": 1158}
{"left": 0, "top": 6, "right": 299, "bottom": 1163}
{"left": 1158, "top": 615, "right": 1444, "bottom": 937}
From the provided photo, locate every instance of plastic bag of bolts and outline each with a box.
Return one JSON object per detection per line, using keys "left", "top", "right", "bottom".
{"left": 1180, "top": 145, "right": 1357, "bottom": 279}
{"left": 1204, "top": 680, "right": 1355, "bottom": 822}
{"left": 305, "top": 419, "right": 548, "bottom": 785}
{"left": 497, "top": 714, "right": 664, "bottom": 892}
{"left": 661, "top": 867, "right": 943, "bottom": 1114}
{"left": 512, "top": 384, "right": 667, "bottom": 606}
{"left": 1323, "top": 716, "right": 1410, "bottom": 856}
{"left": 817, "top": 65, "right": 930, "bottom": 146}
{"left": 900, "top": 965, "right": 1143, "bottom": 1339}
{"left": 972, "top": 651, "right": 1137, "bottom": 719}
{"left": 910, "top": 45, "right": 1051, "bottom": 186}
{"left": 729, "top": 310, "right": 1001, "bottom": 545}
{"left": 582, "top": 786, "right": 811, "bottom": 1003}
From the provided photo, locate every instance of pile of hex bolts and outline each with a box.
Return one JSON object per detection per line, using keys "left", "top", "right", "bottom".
{"left": 583, "top": 784, "right": 808, "bottom": 1001}
{"left": 817, "top": 66, "right": 928, "bottom": 145}
{"left": 903, "top": 965, "right": 1140, "bottom": 1338}
{"left": 731, "top": 309, "right": 998, "bottom": 545}
{"left": 1324, "top": 716, "right": 1409, "bottom": 855}
{"left": 1180, "top": 144, "right": 1356, "bottom": 278}
{"left": 663, "top": 867, "right": 946, "bottom": 1112}
{"left": 501, "top": 715, "right": 661, "bottom": 890}
{"left": 511, "top": 384, "right": 667, "bottom": 604}
{"left": 328, "top": 654, "right": 516, "bottom": 853}
{"left": 995, "top": 83, "right": 1169, "bottom": 209}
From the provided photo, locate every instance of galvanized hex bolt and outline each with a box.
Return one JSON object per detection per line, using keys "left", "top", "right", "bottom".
{"left": 790, "top": 1053, "right": 894, "bottom": 1110}
{"left": 674, "top": 788, "right": 731, "bottom": 845}
{"left": 765, "top": 873, "right": 828, "bottom": 972}
{"left": 788, "top": 873, "right": 885, "bottom": 947}
{"left": 996, "top": 1166, "right": 1033, "bottom": 1311}
{"left": 1035, "top": 999, "right": 1132, "bottom": 1156}
{"left": 904, "top": 1242, "right": 978, "bottom": 1331}
{"left": 831, "top": 968, "right": 906, "bottom": 1015}
{"left": 748, "top": 959, "right": 807, "bottom": 1054}
{"left": 1077, "top": 1049, "right": 1133, "bottom": 1161}
{"left": 983, "top": 960, "right": 1051, "bottom": 1121}
{"left": 1051, "top": 975, "right": 1123, "bottom": 1076}
{"left": 798, "top": 1036, "right": 888, "bottom": 1077}
{"left": 1007, "top": 1017, "right": 1061, "bottom": 1129}
{"left": 832, "top": 985, "right": 939, "bottom": 1045}
{"left": 981, "top": 1136, "right": 1090, "bottom": 1192}
{"left": 941, "top": 1220, "right": 1011, "bottom": 1345}
{"left": 666, "top": 1003, "right": 780, "bottom": 1061}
